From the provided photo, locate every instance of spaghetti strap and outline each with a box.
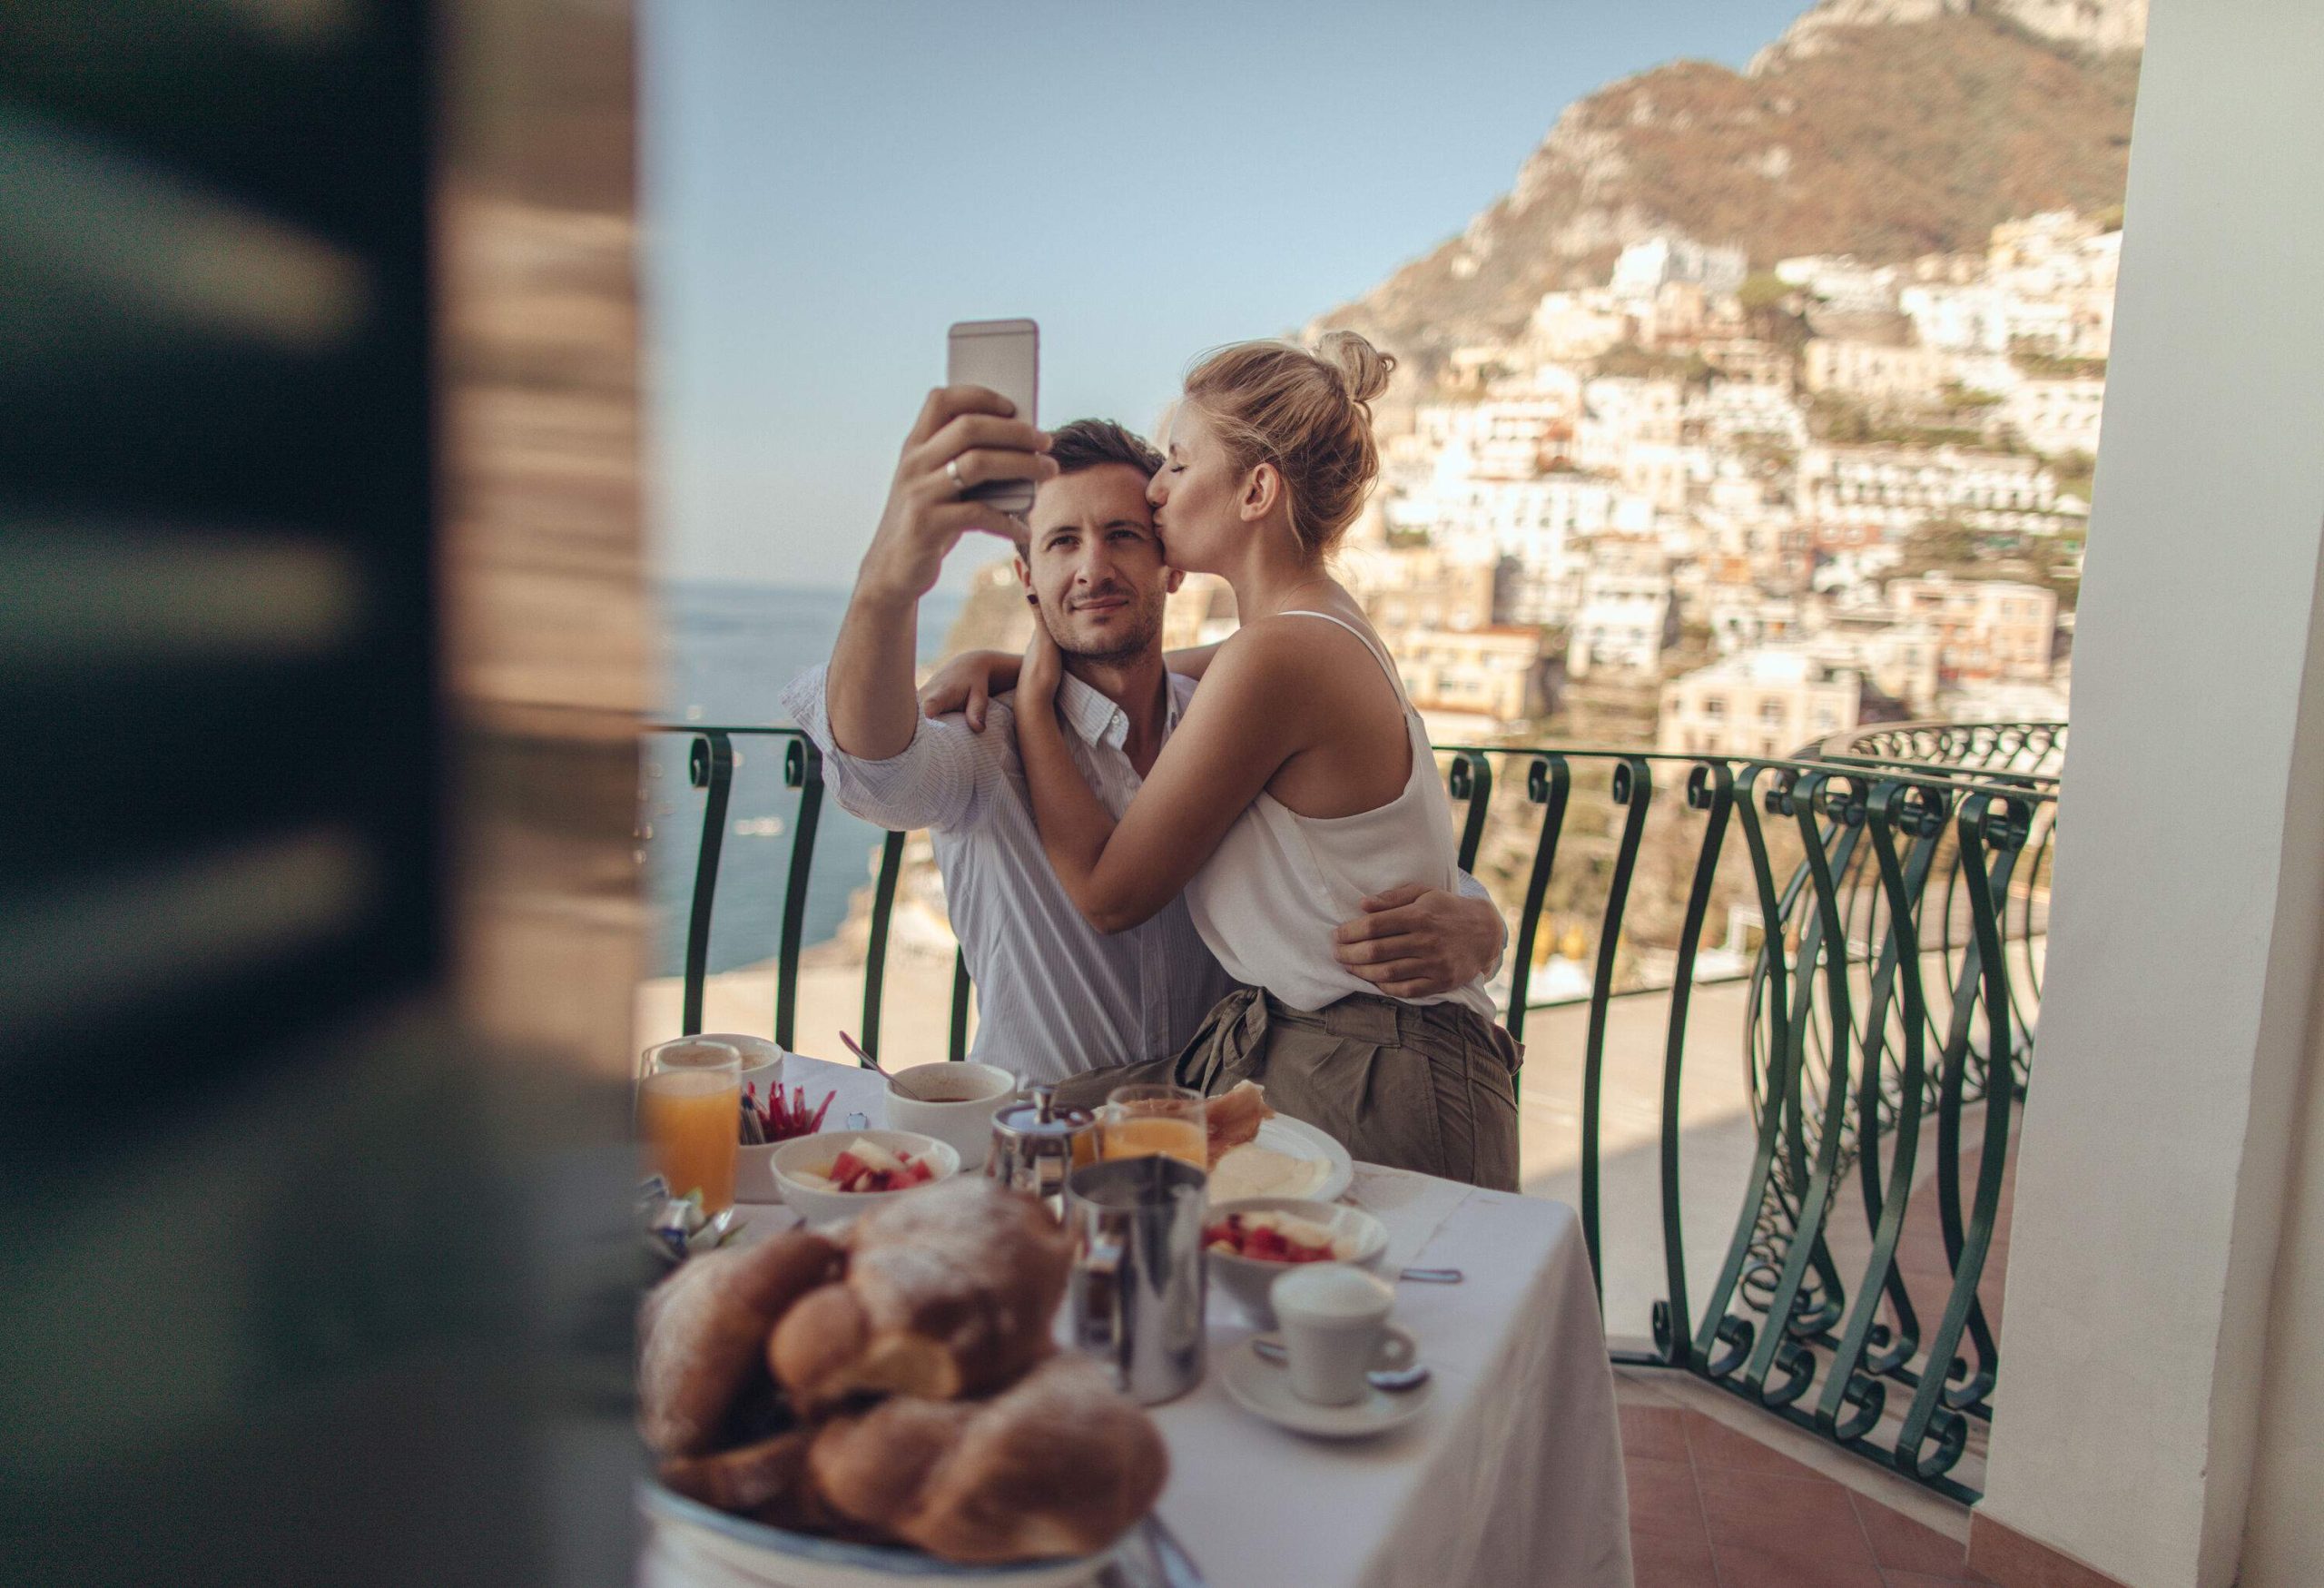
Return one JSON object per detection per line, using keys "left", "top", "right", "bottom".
{"left": 1277, "top": 609, "right": 1406, "bottom": 699}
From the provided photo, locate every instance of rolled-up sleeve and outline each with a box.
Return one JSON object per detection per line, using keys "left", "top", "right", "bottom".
{"left": 779, "top": 666, "right": 1002, "bottom": 834}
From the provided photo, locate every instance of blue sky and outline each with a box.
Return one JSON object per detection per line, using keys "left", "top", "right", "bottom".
{"left": 641, "top": 0, "right": 1811, "bottom": 592}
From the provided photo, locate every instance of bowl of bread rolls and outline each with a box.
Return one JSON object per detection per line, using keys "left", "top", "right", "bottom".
{"left": 639, "top": 1176, "right": 1168, "bottom": 1586}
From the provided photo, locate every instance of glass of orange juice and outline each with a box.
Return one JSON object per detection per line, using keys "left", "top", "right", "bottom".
{"left": 639, "top": 1038, "right": 743, "bottom": 1213}
{"left": 1099, "top": 1083, "right": 1206, "bottom": 1170}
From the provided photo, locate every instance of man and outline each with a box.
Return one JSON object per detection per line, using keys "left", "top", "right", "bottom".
{"left": 783, "top": 386, "right": 1504, "bottom": 1102}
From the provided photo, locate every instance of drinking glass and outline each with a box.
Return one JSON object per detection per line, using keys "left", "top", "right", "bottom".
{"left": 1099, "top": 1083, "right": 1206, "bottom": 1169}
{"left": 639, "top": 1038, "right": 743, "bottom": 1213}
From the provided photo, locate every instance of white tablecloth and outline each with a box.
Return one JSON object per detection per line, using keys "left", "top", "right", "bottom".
{"left": 642, "top": 1054, "right": 1632, "bottom": 1588}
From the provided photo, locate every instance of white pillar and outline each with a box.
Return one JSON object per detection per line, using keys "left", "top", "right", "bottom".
{"left": 1977, "top": 2, "right": 2324, "bottom": 1584}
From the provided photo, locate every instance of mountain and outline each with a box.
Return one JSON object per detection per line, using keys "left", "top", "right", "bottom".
{"left": 1312, "top": 0, "right": 2144, "bottom": 378}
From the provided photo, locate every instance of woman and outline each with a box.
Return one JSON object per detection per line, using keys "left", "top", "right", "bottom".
{"left": 1012, "top": 333, "right": 1520, "bottom": 1189}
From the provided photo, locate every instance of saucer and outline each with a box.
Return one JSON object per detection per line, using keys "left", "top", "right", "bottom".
{"left": 1218, "top": 1337, "right": 1433, "bottom": 1439}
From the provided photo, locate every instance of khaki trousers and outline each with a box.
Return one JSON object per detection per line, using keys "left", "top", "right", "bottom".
{"left": 1053, "top": 988, "right": 1523, "bottom": 1191}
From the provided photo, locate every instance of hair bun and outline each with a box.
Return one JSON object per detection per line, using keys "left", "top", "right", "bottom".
{"left": 1315, "top": 330, "right": 1394, "bottom": 405}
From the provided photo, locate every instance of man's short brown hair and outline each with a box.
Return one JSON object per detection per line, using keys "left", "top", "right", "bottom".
{"left": 1047, "top": 418, "right": 1162, "bottom": 479}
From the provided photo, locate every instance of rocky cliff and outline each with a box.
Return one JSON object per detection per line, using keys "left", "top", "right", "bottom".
{"left": 1311, "top": 0, "right": 2142, "bottom": 377}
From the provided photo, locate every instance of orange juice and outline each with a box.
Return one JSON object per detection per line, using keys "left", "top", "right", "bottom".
{"left": 640, "top": 1067, "right": 740, "bottom": 1212}
{"left": 1099, "top": 1114, "right": 1206, "bottom": 1169}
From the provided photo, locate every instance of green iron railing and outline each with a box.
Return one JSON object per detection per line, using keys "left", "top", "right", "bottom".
{"left": 642, "top": 718, "right": 2061, "bottom": 1501}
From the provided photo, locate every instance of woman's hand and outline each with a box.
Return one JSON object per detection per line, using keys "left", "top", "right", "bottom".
{"left": 1019, "top": 607, "right": 1064, "bottom": 708}
{"left": 918, "top": 648, "right": 1021, "bottom": 732}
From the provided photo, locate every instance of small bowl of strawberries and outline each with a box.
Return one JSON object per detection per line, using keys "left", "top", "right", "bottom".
{"left": 768, "top": 1129, "right": 960, "bottom": 1226}
{"left": 1204, "top": 1198, "right": 1391, "bottom": 1329}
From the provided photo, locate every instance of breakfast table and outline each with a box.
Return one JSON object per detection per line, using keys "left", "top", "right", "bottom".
{"left": 639, "top": 1052, "right": 1634, "bottom": 1588}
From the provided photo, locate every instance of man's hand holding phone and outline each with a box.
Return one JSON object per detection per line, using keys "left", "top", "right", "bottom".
{"left": 853, "top": 386, "right": 1054, "bottom": 609}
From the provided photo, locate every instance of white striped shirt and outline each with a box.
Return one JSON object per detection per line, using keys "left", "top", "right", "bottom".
{"left": 781, "top": 666, "right": 1236, "bottom": 1086}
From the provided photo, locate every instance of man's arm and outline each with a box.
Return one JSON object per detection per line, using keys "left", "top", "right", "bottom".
{"left": 781, "top": 666, "right": 1012, "bottom": 835}
{"left": 825, "top": 386, "right": 1053, "bottom": 759}
{"left": 1163, "top": 640, "right": 1225, "bottom": 681}
{"left": 1332, "top": 875, "right": 1509, "bottom": 1000}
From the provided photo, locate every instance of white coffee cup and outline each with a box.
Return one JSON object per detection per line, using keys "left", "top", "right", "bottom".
{"left": 1268, "top": 1263, "right": 1418, "bottom": 1406}
{"left": 883, "top": 1062, "right": 1019, "bottom": 1170}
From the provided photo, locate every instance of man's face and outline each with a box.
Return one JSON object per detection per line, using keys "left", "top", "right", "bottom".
{"left": 1015, "top": 463, "right": 1182, "bottom": 661}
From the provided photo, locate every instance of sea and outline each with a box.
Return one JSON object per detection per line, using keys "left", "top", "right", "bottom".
{"left": 645, "top": 581, "right": 965, "bottom": 979}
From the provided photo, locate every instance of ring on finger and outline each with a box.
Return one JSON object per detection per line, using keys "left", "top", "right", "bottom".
{"left": 945, "top": 458, "right": 966, "bottom": 494}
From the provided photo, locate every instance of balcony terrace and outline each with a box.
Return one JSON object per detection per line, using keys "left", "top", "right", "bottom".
{"left": 635, "top": 718, "right": 2057, "bottom": 1583}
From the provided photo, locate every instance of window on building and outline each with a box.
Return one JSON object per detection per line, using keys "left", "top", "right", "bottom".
{"left": 1702, "top": 696, "right": 1727, "bottom": 719}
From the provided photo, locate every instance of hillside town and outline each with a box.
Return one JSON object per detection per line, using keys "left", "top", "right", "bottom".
{"left": 1261, "top": 208, "right": 2102, "bottom": 756}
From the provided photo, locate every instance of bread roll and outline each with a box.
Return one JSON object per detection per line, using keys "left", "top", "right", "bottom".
{"left": 658, "top": 1430, "right": 815, "bottom": 1517}
{"left": 770, "top": 1179, "right": 1070, "bottom": 1413}
{"left": 806, "top": 1396, "right": 977, "bottom": 1534}
{"left": 810, "top": 1356, "right": 1168, "bottom": 1563}
{"left": 639, "top": 1228, "right": 842, "bottom": 1457}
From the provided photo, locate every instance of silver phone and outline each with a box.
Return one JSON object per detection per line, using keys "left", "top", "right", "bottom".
{"left": 946, "top": 318, "right": 1039, "bottom": 514}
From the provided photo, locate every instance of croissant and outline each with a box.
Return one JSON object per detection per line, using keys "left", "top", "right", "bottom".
{"left": 770, "top": 1177, "right": 1071, "bottom": 1412}
{"left": 811, "top": 1356, "right": 1169, "bottom": 1563}
{"left": 638, "top": 1228, "right": 842, "bottom": 1457}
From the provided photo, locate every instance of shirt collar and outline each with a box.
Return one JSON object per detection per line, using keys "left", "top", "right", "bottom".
{"left": 1056, "top": 669, "right": 1184, "bottom": 752}
{"left": 1057, "top": 672, "right": 1131, "bottom": 751}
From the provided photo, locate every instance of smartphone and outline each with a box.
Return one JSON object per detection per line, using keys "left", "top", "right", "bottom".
{"left": 946, "top": 318, "right": 1039, "bottom": 514}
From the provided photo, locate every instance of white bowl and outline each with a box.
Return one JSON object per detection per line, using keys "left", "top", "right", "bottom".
{"left": 771, "top": 1129, "right": 961, "bottom": 1226}
{"left": 698, "top": 1031, "right": 785, "bottom": 1093}
{"left": 1204, "top": 1198, "right": 1390, "bottom": 1329}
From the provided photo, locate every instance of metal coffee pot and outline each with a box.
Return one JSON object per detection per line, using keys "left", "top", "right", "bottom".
{"left": 984, "top": 1084, "right": 1094, "bottom": 1210}
{"left": 1064, "top": 1153, "right": 1207, "bottom": 1406}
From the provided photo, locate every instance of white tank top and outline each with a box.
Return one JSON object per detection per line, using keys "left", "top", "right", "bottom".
{"left": 1182, "top": 611, "right": 1495, "bottom": 1018}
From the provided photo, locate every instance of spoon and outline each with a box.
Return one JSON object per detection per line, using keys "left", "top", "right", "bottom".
{"left": 885, "top": 1067, "right": 947, "bottom": 1101}
{"left": 1249, "top": 1336, "right": 1433, "bottom": 1392}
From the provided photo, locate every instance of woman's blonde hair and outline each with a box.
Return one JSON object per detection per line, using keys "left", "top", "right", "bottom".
{"left": 1182, "top": 330, "right": 1395, "bottom": 557}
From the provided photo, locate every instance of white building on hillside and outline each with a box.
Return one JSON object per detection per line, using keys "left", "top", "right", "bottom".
{"left": 1611, "top": 236, "right": 1748, "bottom": 301}
{"left": 1526, "top": 289, "right": 1630, "bottom": 361}
{"left": 1887, "top": 573, "right": 2059, "bottom": 682}
{"left": 1775, "top": 255, "right": 1902, "bottom": 315}
{"left": 1393, "top": 625, "right": 1550, "bottom": 740}
{"left": 1796, "top": 444, "right": 2059, "bottom": 533}
{"left": 1567, "top": 554, "right": 1675, "bottom": 680}
{"left": 2001, "top": 377, "right": 2107, "bottom": 457}
{"left": 1687, "top": 382, "right": 1807, "bottom": 450}
{"left": 1806, "top": 616, "right": 1943, "bottom": 714}
{"left": 1804, "top": 340, "right": 1958, "bottom": 405}
{"left": 1658, "top": 647, "right": 1862, "bottom": 759}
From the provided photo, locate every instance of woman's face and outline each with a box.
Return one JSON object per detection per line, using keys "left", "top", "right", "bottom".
{"left": 1147, "top": 399, "right": 1248, "bottom": 576}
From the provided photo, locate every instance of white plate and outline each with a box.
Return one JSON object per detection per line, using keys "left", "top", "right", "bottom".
{"left": 1216, "top": 1337, "right": 1433, "bottom": 1440}
{"left": 642, "top": 1481, "right": 1114, "bottom": 1588}
{"left": 1226, "top": 1115, "right": 1354, "bottom": 1205}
